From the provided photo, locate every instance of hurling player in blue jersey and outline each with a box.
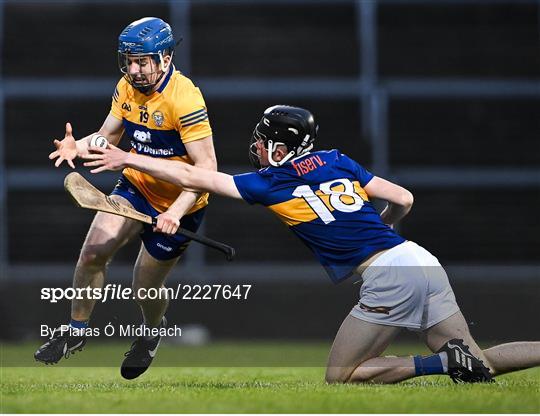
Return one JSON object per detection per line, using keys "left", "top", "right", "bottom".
{"left": 37, "top": 17, "right": 217, "bottom": 380}
{"left": 85, "top": 105, "right": 540, "bottom": 384}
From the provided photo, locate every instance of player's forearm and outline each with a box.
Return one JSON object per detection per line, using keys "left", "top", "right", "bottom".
{"left": 167, "top": 191, "right": 199, "bottom": 218}
{"left": 380, "top": 189, "right": 413, "bottom": 225}
{"left": 121, "top": 152, "right": 235, "bottom": 198}
{"left": 125, "top": 153, "right": 198, "bottom": 189}
{"left": 380, "top": 202, "right": 412, "bottom": 226}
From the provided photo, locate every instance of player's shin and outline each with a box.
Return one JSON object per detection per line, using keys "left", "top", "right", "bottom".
{"left": 345, "top": 353, "right": 448, "bottom": 384}
{"left": 349, "top": 356, "right": 419, "bottom": 384}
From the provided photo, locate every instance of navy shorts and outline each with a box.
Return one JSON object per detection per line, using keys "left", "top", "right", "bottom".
{"left": 111, "top": 175, "right": 206, "bottom": 261}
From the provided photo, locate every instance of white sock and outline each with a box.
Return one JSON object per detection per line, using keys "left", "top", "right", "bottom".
{"left": 439, "top": 351, "right": 449, "bottom": 373}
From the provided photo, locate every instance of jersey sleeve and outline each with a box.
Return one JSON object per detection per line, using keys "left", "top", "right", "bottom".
{"left": 232, "top": 172, "right": 270, "bottom": 205}
{"left": 110, "top": 78, "right": 126, "bottom": 120}
{"left": 339, "top": 153, "right": 374, "bottom": 187}
{"left": 174, "top": 86, "right": 213, "bottom": 144}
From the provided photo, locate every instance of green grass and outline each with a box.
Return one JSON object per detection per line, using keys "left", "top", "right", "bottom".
{"left": 1, "top": 342, "right": 539, "bottom": 413}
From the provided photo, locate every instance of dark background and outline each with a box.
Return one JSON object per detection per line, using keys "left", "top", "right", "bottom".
{"left": 1, "top": 0, "right": 539, "bottom": 342}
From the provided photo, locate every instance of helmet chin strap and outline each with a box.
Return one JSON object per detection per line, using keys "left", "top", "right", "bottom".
{"left": 297, "top": 134, "right": 314, "bottom": 155}
{"left": 267, "top": 140, "right": 296, "bottom": 167}
{"left": 158, "top": 50, "right": 173, "bottom": 73}
{"left": 266, "top": 134, "right": 314, "bottom": 167}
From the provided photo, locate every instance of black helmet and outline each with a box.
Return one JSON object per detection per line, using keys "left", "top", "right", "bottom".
{"left": 249, "top": 105, "right": 318, "bottom": 168}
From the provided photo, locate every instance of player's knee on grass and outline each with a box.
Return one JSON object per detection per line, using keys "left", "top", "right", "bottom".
{"left": 325, "top": 366, "right": 355, "bottom": 384}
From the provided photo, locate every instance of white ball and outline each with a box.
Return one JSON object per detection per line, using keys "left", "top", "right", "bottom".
{"left": 89, "top": 134, "right": 109, "bottom": 149}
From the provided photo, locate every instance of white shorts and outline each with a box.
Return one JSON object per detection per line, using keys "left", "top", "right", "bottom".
{"left": 350, "top": 241, "right": 460, "bottom": 331}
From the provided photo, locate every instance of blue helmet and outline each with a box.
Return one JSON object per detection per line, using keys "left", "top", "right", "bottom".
{"left": 118, "top": 17, "right": 175, "bottom": 55}
{"left": 117, "top": 17, "right": 177, "bottom": 92}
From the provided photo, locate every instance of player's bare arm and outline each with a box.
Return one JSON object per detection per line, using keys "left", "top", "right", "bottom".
{"left": 48, "top": 113, "right": 124, "bottom": 168}
{"left": 153, "top": 135, "right": 218, "bottom": 235}
{"left": 96, "top": 113, "right": 125, "bottom": 145}
{"left": 363, "top": 176, "right": 414, "bottom": 226}
{"left": 84, "top": 145, "right": 242, "bottom": 199}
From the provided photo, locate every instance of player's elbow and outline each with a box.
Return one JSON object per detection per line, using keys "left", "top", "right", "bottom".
{"left": 401, "top": 189, "right": 414, "bottom": 209}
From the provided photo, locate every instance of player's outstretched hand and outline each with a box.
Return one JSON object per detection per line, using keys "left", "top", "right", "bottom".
{"left": 49, "top": 122, "right": 78, "bottom": 168}
{"left": 83, "top": 144, "right": 128, "bottom": 173}
{"left": 154, "top": 211, "right": 181, "bottom": 235}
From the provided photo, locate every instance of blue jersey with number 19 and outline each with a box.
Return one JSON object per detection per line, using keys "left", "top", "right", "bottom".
{"left": 233, "top": 149, "right": 406, "bottom": 283}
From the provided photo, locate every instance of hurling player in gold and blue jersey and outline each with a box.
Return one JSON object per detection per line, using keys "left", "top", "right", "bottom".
{"left": 86, "top": 105, "right": 540, "bottom": 384}
{"left": 37, "top": 17, "right": 216, "bottom": 379}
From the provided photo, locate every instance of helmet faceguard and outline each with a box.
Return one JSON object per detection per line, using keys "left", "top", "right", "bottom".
{"left": 248, "top": 132, "right": 262, "bottom": 169}
{"left": 117, "top": 17, "right": 178, "bottom": 93}
{"left": 117, "top": 50, "right": 173, "bottom": 94}
{"left": 249, "top": 105, "right": 318, "bottom": 168}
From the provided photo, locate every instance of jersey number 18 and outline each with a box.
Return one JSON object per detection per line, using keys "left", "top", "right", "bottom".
{"left": 292, "top": 178, "right": 364, "bottom": 224}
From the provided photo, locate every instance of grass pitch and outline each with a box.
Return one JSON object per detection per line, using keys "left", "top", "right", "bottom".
{"left": 1, "top": 342, "right": 539, "bottom": 413}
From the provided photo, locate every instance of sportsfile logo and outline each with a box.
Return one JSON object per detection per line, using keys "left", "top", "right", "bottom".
{"left": 41, "top": 284, "right": 133, "bottom": 303}
{"left": 41, "top": 284, "right": 253, "bottom": 303}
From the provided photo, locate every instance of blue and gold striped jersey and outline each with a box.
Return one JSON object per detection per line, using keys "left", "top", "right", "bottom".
{"left": 233, "top": 150, "right": 405, "bottom": 282}
{"left": 110, "top": 66, "right": 212, "bottom": 213}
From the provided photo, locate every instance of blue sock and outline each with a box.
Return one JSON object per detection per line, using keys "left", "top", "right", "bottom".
{"left": 69, "top": 319, "right": 89, "bottom": 329}
{"left": 413, "top": 354, "right": 445, "bottom": 376}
